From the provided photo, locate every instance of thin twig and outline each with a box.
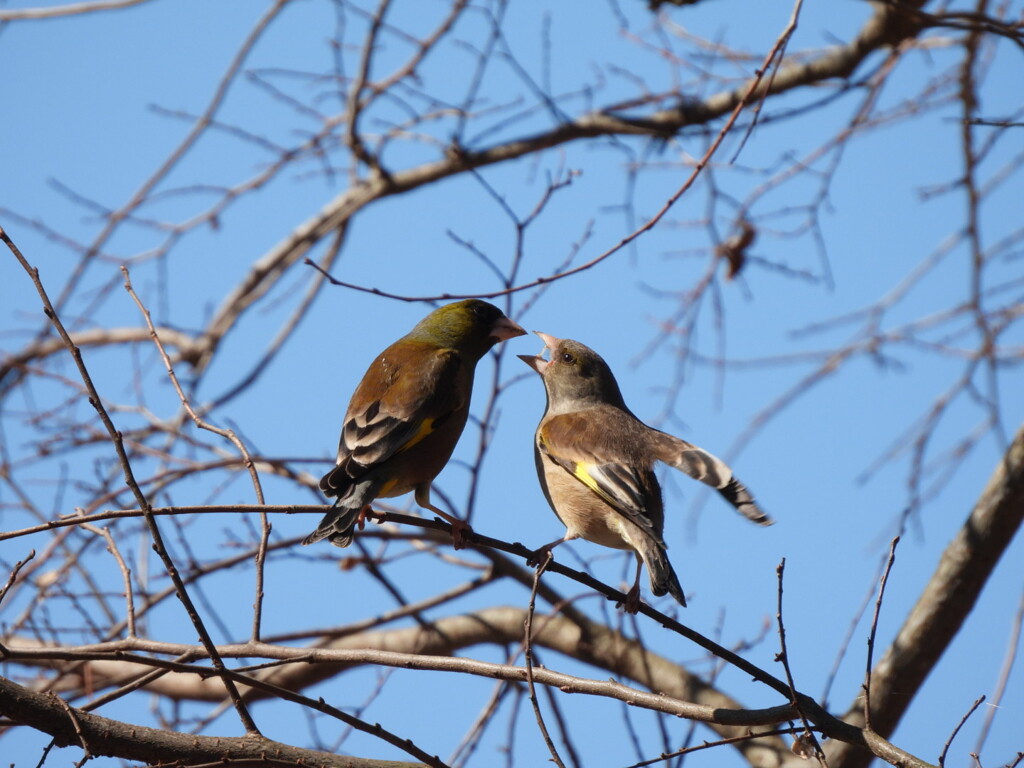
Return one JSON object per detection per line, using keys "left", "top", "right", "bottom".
{"left": 0, "top": 504, "right": 326, "bottom": 541}
{"left": 540, "top": 683, "right": 583, "bottom": 768}
{"left": 939, "top": 695, "right": 985, "bottom": 767}
{"left": 56, "top": 695, "right": 90, "bottom": 758}
{"left": 80, "top": 523, "right": 136, "bottom": 637}
{"left": 524, "top": 552, "right": 566, "bottom": 767}
{"left": 775, "top": 558, "right": 828, "bottom": 766}
{"left": 120, "top": 266, "right": 269, "bottom": 641}
{"left": 77, "top": 651, "right": 200, "bottom": 714}
{"left": 973, "top": 588, "right": 1024, "bottom": 756}
{"left": 624, "top": 726, "right": 803, "bottom": 768}
{"left": 343, "top": 0, "right": 393, "bottom": 177}
{"left": 864, "top": 536, "right": 900, "bottom": 731}
{"left": 821, "top": 541, "right": 898, "bottom": 710}
{"left": 0, "top": 550, "right": 36, "bottom": 608}
{"left": 730, "top": 0, "right": 806, "bottom": 160}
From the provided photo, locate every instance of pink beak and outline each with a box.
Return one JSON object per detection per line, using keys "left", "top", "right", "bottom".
{"left": 490, "top": 316, "right": 527, "bottom": 342}
{"left": 517, "top": 331, "right": 561, "bottom": 375}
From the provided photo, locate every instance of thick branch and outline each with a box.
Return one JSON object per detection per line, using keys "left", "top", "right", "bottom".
{"left": 830, "top": 421, "right": 1024, "bottom": 768}
{"left": 0, "top": 675, "right": 421, "bottom": 767}
{"left": 0, "top": 326, "right": 198, "bottom": 392}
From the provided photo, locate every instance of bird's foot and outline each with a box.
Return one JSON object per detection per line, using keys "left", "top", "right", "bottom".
{"left": 619, "top": 584, "right": 642, "bottom": 615}
{"left": 444, "top": 517, "right": 473, "bottom": 550}
{"left": 359, "top": 505, "right": 385, "bottom": 528}
{"left": 526, "top": 545, "right": 554, "bottom": 568}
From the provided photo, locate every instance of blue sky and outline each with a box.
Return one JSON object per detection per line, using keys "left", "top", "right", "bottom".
{"left": 2, "top": 0, "right": 1023, "bottom": 766}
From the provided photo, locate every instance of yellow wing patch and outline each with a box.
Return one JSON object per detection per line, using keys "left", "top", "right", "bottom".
{"left": 397, "top": 418, "right": 438, "bottom": 454}
{"left": 540, "top": 431, "right": 622, "bottom": 509}
{"left": 572, "top": 462, "right": 601, "bottom": 493}
{"left": 571, "top": 461, "right": 623, "bottom": 510}
{"left": 544, "top": 436, "right": 606, "bottom": 507}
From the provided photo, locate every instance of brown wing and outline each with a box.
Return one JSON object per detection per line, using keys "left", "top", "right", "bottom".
{"left": 647, "top": 429, "right": 772, "bottom": 526}
{"left": 321, "top": 341, "right": 465, "bottom": 494}
{"left": 538, "top": 407, "right": 665, "bottom": 540}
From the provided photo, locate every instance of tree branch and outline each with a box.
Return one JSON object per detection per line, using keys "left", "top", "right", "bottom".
{"left": 830, "top": 421, "right": 1024, "bottom": 768}
{"left": 0, "top": 675, "right": 424, "bottom": 768}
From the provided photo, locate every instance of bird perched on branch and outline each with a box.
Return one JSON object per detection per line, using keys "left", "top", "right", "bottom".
{"left": 519, "top": 333, "right": 771, "bottom": 612}
{"left": 304, "top": 299, "right": 526, "bottom": 549}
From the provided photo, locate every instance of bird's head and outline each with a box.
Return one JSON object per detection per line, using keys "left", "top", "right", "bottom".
{"left": 519, "top": 333, "right": 627, "bottom": 410}
{"left": 410, "top": 299, "right": 525, "bottom": 360}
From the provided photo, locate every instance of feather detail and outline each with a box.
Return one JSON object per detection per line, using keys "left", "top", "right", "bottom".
{"left": 657, "top": 435, "right": 772, "bottom": 526}
{"left": 538, "top": 417, "right": 665, "bottom": 542}
{"left": 719, "top": 476, "right": 771, "bottom": 526}
{"left": 301, "top": 504, "right": 360, "bottom": 547}
{"left": 303, "top": 478, "right": 380, "bottom": 547}
{"left": 643, "top": 547, "right": 686, "bottom": 606}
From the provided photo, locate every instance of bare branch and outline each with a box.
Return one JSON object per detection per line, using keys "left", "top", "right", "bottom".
{"left": 2, "top": 225, "right": 261, "bottom": 736}
{"left": 0, "top": 675, "right": 426, "bottom": 768}
{"left": 0, "top": 0, "right": 154, "bottom": 21}
{"left": 939, "top": 696, "right": 986, "bottom": 768}
{"left": 863, "top": 537, "right": 901, "bottom": 732}
{"left": 831, "top": 423, "right": 1024, "bottom": 768}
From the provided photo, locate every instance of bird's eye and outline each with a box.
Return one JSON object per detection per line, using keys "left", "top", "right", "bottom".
{"left": 561, "top": 352, "right": 575, "bottom": 364}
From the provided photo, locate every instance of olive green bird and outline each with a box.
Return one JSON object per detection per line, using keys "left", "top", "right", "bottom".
{"left": 519, "top": 333, "right": 771, "bottom": 612}
{"left": 304, "top": 300, "right": 525, "bottom": 549}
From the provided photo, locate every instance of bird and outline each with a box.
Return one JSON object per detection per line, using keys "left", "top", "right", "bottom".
{"left": 304, "top": 299, "right": 526, "bottom": 549}
{"left": 519, "top": 333, "right": 771, "bottom": 613}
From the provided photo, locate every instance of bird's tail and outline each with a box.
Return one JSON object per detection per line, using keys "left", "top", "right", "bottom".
{"left": 644, "top": 546, "right": 687, "bottom": 608}
{"left": 301, "top": 502, "right": 361, "bottom": 547}
{"left": 303, "top": 478, "right": 378, "bottom": 547}
{"left": 656, "top": 433, "right": 773, "bottom": 526}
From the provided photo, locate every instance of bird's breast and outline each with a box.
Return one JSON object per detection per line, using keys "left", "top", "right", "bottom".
{"left": 539, "top": 456, "right": 635, "bottom": 551}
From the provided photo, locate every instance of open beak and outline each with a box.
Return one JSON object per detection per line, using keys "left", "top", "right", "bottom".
{"left": 535, "top": 332, "right": 561, "bottom": 352}
{"left": 517, "top": 331, "right": 562, "bottom": 375}
{"left": 490, "top": 316, "right": 527, "bottom": 342}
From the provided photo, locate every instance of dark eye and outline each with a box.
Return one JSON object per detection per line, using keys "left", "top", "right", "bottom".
{"left": 561, "top": 352, "right": 575, "bottom": 364}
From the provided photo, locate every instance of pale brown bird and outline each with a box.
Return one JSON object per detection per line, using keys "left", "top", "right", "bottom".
{"left": 519, "top": 333, "right": 771, "bottom": 612}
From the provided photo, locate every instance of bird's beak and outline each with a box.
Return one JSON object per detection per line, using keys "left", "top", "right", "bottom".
{"left": 535, "top": 332, "right": 561, "bottom": 353}
{"left": 517, "top": 353, "right": 548, "bottom": 375}
{"left": 517, "top": 331, "right": 561, "bottom": 376}
{"left": 489, "top": 316, "right": 527, "bottom": 342}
